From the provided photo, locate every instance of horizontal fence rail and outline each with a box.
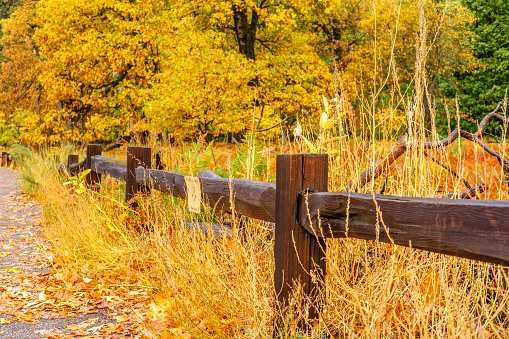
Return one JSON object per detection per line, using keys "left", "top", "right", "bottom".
{"left": 91, "top": 154, "right": 276, "bottom": 222}
{"left": 299, "top": 192, "right": 509, "bottom": 266}
{"left": 56, "top": 145, "right": 509, "bottom": 332}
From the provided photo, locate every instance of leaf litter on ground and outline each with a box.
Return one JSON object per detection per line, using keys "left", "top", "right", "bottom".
{"left": 0, "top": 168, "right": 158, "bottom": 338}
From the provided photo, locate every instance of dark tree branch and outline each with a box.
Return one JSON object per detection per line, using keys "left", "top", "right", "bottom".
{"left": 231, "top": 135, "right": 241, "bottom": 149}
{"left": 255, "top": 109, "right": 263, "bottom": 130}
{"left": 423, "top": 151, "right": 472, "bottom": 189}
{"left": 27, "top": 35, "right": 39, "bottom": 57}
{"left": 346, "top": 133, "right": 408, "bottom": 192}
{"left": 90, "top": 67, "right": 130, "bottom": 90}
{"left": 347, "top": 102, "right": 509, "bottom": 194}
{"left": 104, "top": 136, "right": 130, "bottom": 151}
{"left": 248, "top": 107, "right": 288, "bottom": 133}
{"left": 256, "top": 39, "right": 275, "bottom": 54}
{"left": 435, "top": 183, "right": 487, "bottom": 200}
{"left": 248, "top": 108, "right": 259, "bottom": 119}
{"left": 256, "top": 115, "right": 288, "bottom": 132}
{"left": 247, "top": 106, "right": 264, "bottom": 130}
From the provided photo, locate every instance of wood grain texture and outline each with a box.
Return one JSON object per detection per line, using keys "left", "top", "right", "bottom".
{"left": 85, "top": 144, "right": 102, "bottom": 186}
{"left": 90, "top": 156, "right": 127, "bottom": 181}
{"left": 299, "top": 192, "right": 509, "bottom": 265}
{"left": 196, "top": 170, "right": 221, "bottom": 179}
{"left": 136, "top": 168, "right": 276, "bottom": 222}
{"left": 67, "top": 155, "right": 79, "bottom": 174}
{"left": 155, "top": 151, "right": 165, "bottom": 170}
{"left": 300, "top": 155, "right": 328, "bottom": 291}
{"left": 136, "top": 168, "right": 186, "bottom": 199}
{"left": 274, "top": 153, "right": 328, "bottom": 327}
{"left": 126, "top": 146, "right": 151, "bottom": 206}
{"left": 86, "top": 159, "right": 276, "bottom": 222}
{"left": 66, "top": 159, "right": 86, "bottom": 175}
{"left": 82, "top": 147, "right": 276, "bottom": 221}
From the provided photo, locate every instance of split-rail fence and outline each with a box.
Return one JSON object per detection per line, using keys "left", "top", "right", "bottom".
{"left": 3, "top": 145, "right": 509, "bottom": 330}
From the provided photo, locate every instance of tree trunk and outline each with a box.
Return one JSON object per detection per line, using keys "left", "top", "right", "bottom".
{"left": 233, "top": 3, "right": 257, "bottom": 60}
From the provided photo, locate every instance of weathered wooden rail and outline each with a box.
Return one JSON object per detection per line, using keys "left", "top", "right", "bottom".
{"left": 61, "top": 145, "right": 509, "bottom": 331}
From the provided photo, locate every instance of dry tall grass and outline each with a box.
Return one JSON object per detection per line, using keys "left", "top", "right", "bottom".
{"left": 11, "top": 119, "right": 509, "bottom": 338}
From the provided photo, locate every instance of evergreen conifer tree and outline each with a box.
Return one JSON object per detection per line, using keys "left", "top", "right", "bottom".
{"left": 456, "top": 0, "right": 509, "bottom": 129}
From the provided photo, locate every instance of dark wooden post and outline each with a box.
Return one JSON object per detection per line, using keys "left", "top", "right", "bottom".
{"left": 274, "top": 153, "right": 328, "bottom": 330}
{"left": 67, "top": 155, "right": 79, "bottom": 173}
{"left": 126, "top": 146, "right": 151, "bottom": 207}
{"left": 85, "top": 144, "right": 102, "bottom": 186}
{"left": 155, "top": 151, "right": 164, "bottom": 170}
{"left": 1, "top": 152, "right": 6, "bottom": 167}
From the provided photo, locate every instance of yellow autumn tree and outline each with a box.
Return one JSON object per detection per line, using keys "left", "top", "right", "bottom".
{"left": 147, "top": 0, "right": 332, "bottom": 139}
{"left": 144, "top": 17, "right": 256, "bottom": 139}
{"left": 35, "top": 0, "right": 166, "bottom": 142}
{"left": 0, "top": 0, "right": 476, "bottom": 144}
{"left": 0, "top": 1, "right": 53, "bottom": 145}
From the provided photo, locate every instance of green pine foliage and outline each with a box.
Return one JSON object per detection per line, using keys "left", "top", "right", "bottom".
{"left": 455, "top": 0, "right": 509, "bottom": 131}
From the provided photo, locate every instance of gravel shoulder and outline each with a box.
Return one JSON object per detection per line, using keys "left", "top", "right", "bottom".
{"left": 0, "top": 168, "right": 148, "bottom": 339}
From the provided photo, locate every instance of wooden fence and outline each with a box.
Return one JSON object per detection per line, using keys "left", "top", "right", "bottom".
{"left": 10, "top": 144, "right": 509, "bottom": 329}
{"left": 1, "top": 152, "right": 12, "bottom": 167}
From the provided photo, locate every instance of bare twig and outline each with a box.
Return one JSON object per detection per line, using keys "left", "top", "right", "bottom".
{"left": 423, "top": 151, "right": 472, "bottom": 189}
{"left": 231, "top": 135, "right": 241, "bottom": 149}
{"left": 435, "top": 183, "right": 487, "bottom": 200}
{"left": 248, "top": 108, "right": 258, "bottom": 119}
{"left": 347, "top": 102, "right": 509, "bottom": 193}
{"left": 346, "top": 134, "right": 408, "bottom": 192}
{"left": 256, "top": 114, "right": 288, "bottom": 132}
{"left": 256, "top": 105, "right": 265, "bottom": 130}
{"left": 104, "top": 136, "right": 130, "bottom": 151}
{"left": 248, "top": 106, "right": 288, "bottom": 133}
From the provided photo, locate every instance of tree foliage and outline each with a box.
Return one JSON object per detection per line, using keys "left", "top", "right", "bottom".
{"left": 0, "top": 1, "right": 49, "bottom": 145}
{"left": 451, "top": 0, "right": 509, "bottom": 129}
{"left": 148, "top": 0, "right": 332, "bottom": 138}
{"left": 35, "top": 0, "right": 164, "bottom": 142}
{"left": 338, "top": 0, "right": 475, "bottom": 129}
{"left": 0, "top": 0, "right": 489, "bottom": 145}
{"left": 0, "top": 0, "right": 21, "bottom": 62}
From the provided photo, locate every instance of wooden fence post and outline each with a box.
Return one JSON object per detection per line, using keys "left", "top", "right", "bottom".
{"left": 274, "top": 153, "right": 328, "bottom": 331}
{"left": 1, "top": 152, "right": 6, "bottom": 167}
{"left": 126, "top": 146, "right": 151, "bottom": 207}
{"left": 155, "top": 151, "right": 164, "bottom": 170}
{"left": 85, "top": 144, "right": 102, "bottom": 186}
{"left": 67, "top": 155, "right": 79, "bottom": 173}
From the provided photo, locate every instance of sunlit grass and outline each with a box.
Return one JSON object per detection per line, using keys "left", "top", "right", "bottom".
{"left": 11, "top": 120, "right": 509, "bottom": 337}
